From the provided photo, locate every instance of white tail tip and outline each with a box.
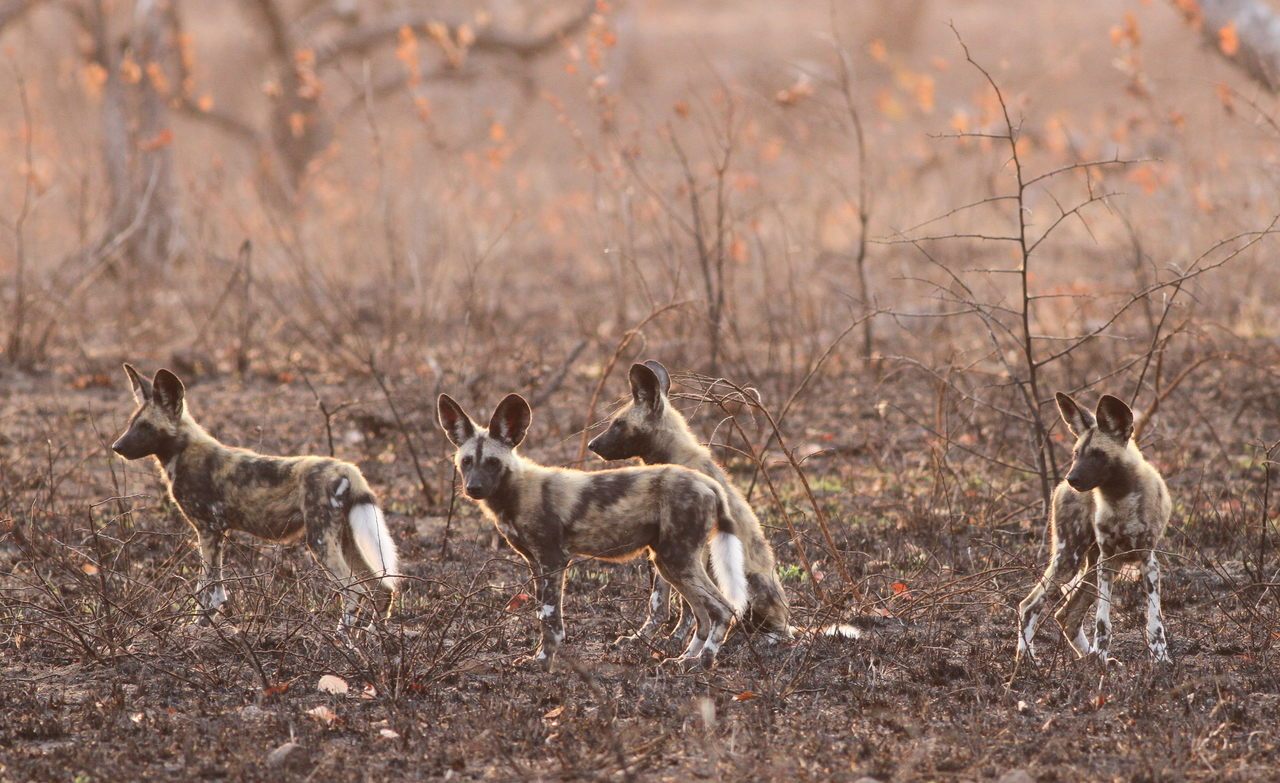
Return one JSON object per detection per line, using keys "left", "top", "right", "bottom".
{"left": 350, "top": 503, "right": 399, "bottom": 590}
{"left": 709, "top": 532, "right": 748, "bottom": 615}
{"left": 822, "top": 624, "right": 863, "bottom": 639}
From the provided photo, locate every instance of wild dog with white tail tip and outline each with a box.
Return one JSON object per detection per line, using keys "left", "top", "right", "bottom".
{"left": 111, "top": 365, "right": 399, "bottom": 627}
{"left": 437, "top": 392, "right": 747, "bottom": 670}
{"left": 588, "top": 361, "right": 792, "bottom": 644}
{"left": 1016, "top": 392, "right": 1172, "bottom": 665}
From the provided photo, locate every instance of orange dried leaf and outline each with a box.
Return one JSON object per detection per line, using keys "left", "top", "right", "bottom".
{"left": 1215, "top": 82, "right": 1235, "bottom": 114}
{"left": 505, "top": 592, "right": 531, "bottom": 611}
{"left": 396, "top": 26, "right": 422, "bottom": 84}
{"left": 1192, "top": 183, "right": 1214, "bottom": 213}
{"left": 177, "top": 32, "right": 196, "bottom": 72}
{"left": 891, "top": 581, "right": 909, "bottom": 594}
{"left": 868, "top": 39, "right": 888, "bottom": 63}
{"left": 874, "top": 89, "right": 905, "bottom": 121}
{"left": 82, "top": 62, "right": 108, "bottom": 99}
{"left": 457, "top": 23, "right": 475, "bottom": 48}
{"left": 775, "top": 74, "right": 814, "bottom": 107}
{"left": 1174, "top": 0, "right": 1202, "bottom": 28}
{"left": 414, "top": 95, "right": 433, "bottom": 122}
{"left": 1218, "top": 23, "right": 1239, "bottom": 56}
{"left": 196, "top": 94, "right": 214, "bottom": 112}
{"left": 138, "top": 129, "right": 173, "bottom": 152}
{"left": 145, "top": 61, "right": 169, "bottom": 94}
{"left": 732, "top": 691, "right": 758, "bottom": 701}
{"left": 914, "top": 74, "right": 935, "bottom": 113}
{"left": 120, "top": 55, "right": 142, "bottom": 85}
{"left": 1109, "top": 12, "right": 1140, "bottom": 48}
{"left": 1126, "top": 164, "right": 1162, "bottom": 194}
{"left": 543, "top": 705, "right": 564, "bottom": 720}
{"left": 82, "top": 563, "right": 99, "bottom": 575}
{"left": 489, "top": 121, "right": 507, "bottom": 143}
{"left": 289, "top": 112, "right": 307, "bottom": 138}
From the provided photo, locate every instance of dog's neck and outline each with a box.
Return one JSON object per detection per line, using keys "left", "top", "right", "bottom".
{"left": 154, "top": 411, "right": 220, "bottom": 480}
{"left": 1095, "top": 440, "right": 1146, "bottom": 501}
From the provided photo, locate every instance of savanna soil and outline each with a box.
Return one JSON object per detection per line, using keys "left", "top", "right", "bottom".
{"left": 2, "top": 0, "right": 1280, "bottom": 780}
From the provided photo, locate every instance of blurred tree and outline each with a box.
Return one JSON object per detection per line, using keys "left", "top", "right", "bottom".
{"left": 1175, "top": 0, "right": 1280, "bottom": 92}
{"left": 174, "top": 0, "right": 596, "bottom": 198}
{"left": 68, "top": 0, "right": 186, "bottom": 270}
{"left": 2, "top": 0, "right": 595, "bottom": 269}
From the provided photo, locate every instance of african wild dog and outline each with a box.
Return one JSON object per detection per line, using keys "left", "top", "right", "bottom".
{"left": 588, "top": 360, "right": 792, "bottom": 644}
{"left": 437, "top": 392, "right": 748, "bottom": 670}
{"left": 111, "top": 365, "right": 399, "bottom": 627}
{"left": 1016, "top": 392, "right": 1172, "bottom": 665}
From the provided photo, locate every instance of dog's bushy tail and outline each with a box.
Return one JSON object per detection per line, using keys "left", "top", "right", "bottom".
{"left": 709, "top": 491, "right": 748, "bottom": 615}
{"left": 349, "top": 502, "right": 399, "bottom": 591}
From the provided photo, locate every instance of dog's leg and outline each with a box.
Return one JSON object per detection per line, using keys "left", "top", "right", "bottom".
{"left": 669, "top": 598, "right": 696, "bottom": 648}
{"left": 655, "top": 556, "right": 732, "bottom": 668}
{"left": 656, "top": 562, "right": 710, "bottom": 661}
{"left": 194, "top": 528, "right": 227, "bottom": 624}
{"left": 1016, "top": 548, "right": 1062, "bottom": 663}
{"left": 616, "top": 559, "right": 671, "bottom": 645}
{"left": 1093, "top": 557, "right": 1116, "bottom": 665}
{"left": 307, "top": 528, "right": 361, "bottom": 630}
{"left": 1140, "top": 550, "right": 1172, "bottom": 663}
{"left": 1055, "top": 542, "right": 1098, "bottom": 658}
{"left": 527, "top": 556, "right": 568, "bottom": 670}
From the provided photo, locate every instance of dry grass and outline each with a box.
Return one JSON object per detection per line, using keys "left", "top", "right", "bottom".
{"left": 2, "top": 0, "right": 1279, "bottom": 780}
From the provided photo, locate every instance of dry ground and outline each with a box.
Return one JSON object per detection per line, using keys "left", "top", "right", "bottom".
{"left": 2, "top": 0, "right": 1280, "bottom": 780}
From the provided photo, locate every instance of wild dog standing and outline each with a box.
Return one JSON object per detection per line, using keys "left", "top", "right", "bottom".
{"left": 1016, "top": 393, "right": 1172, "bottom": 665}
{"left": 111, "top": 365, "right": 399, "bottom": 627}
{"left": 588, "top": 361, "right": 792, "bottom": 643}
{"left": 437, "top": 392, "right": 748, "bottom": 669}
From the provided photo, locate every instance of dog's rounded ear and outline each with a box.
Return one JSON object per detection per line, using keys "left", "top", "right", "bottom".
{"left": 1095, "top": 395, "right": 1134, "bottom": 441}
{"left": 437, "top": 394, "right": 476, "bottom": 447}
{"left": 628, "top": 363, "right": 664, "bottom": 414}
{"left": 489, "top": 394, "right": 532, "bottom": 448}
{"left": 642, "top": 360, "right": 672, "bottom": 398}
{"left": 152, "top": 369, "right": 185, "bottom": 415}
{"left": 123, "top": 363, "right": 152, "bottom": 404}
{"left": 1055, "top": 392, "right": 1095, "bottom": 438}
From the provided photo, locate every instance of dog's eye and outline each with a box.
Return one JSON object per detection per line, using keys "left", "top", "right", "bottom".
{"left": 461, "top": 456, "right": 473, "bottom": 467}
{"left": 484, "top": 457, "right": 499, "bottom": 468}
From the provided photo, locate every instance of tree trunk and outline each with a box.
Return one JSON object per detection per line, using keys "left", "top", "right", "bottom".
{"left": 87, "top": 0, "right": 184, "bottom": 270}
{"left": 1188, "top": 0, "right": 1280, "bottom": 92}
